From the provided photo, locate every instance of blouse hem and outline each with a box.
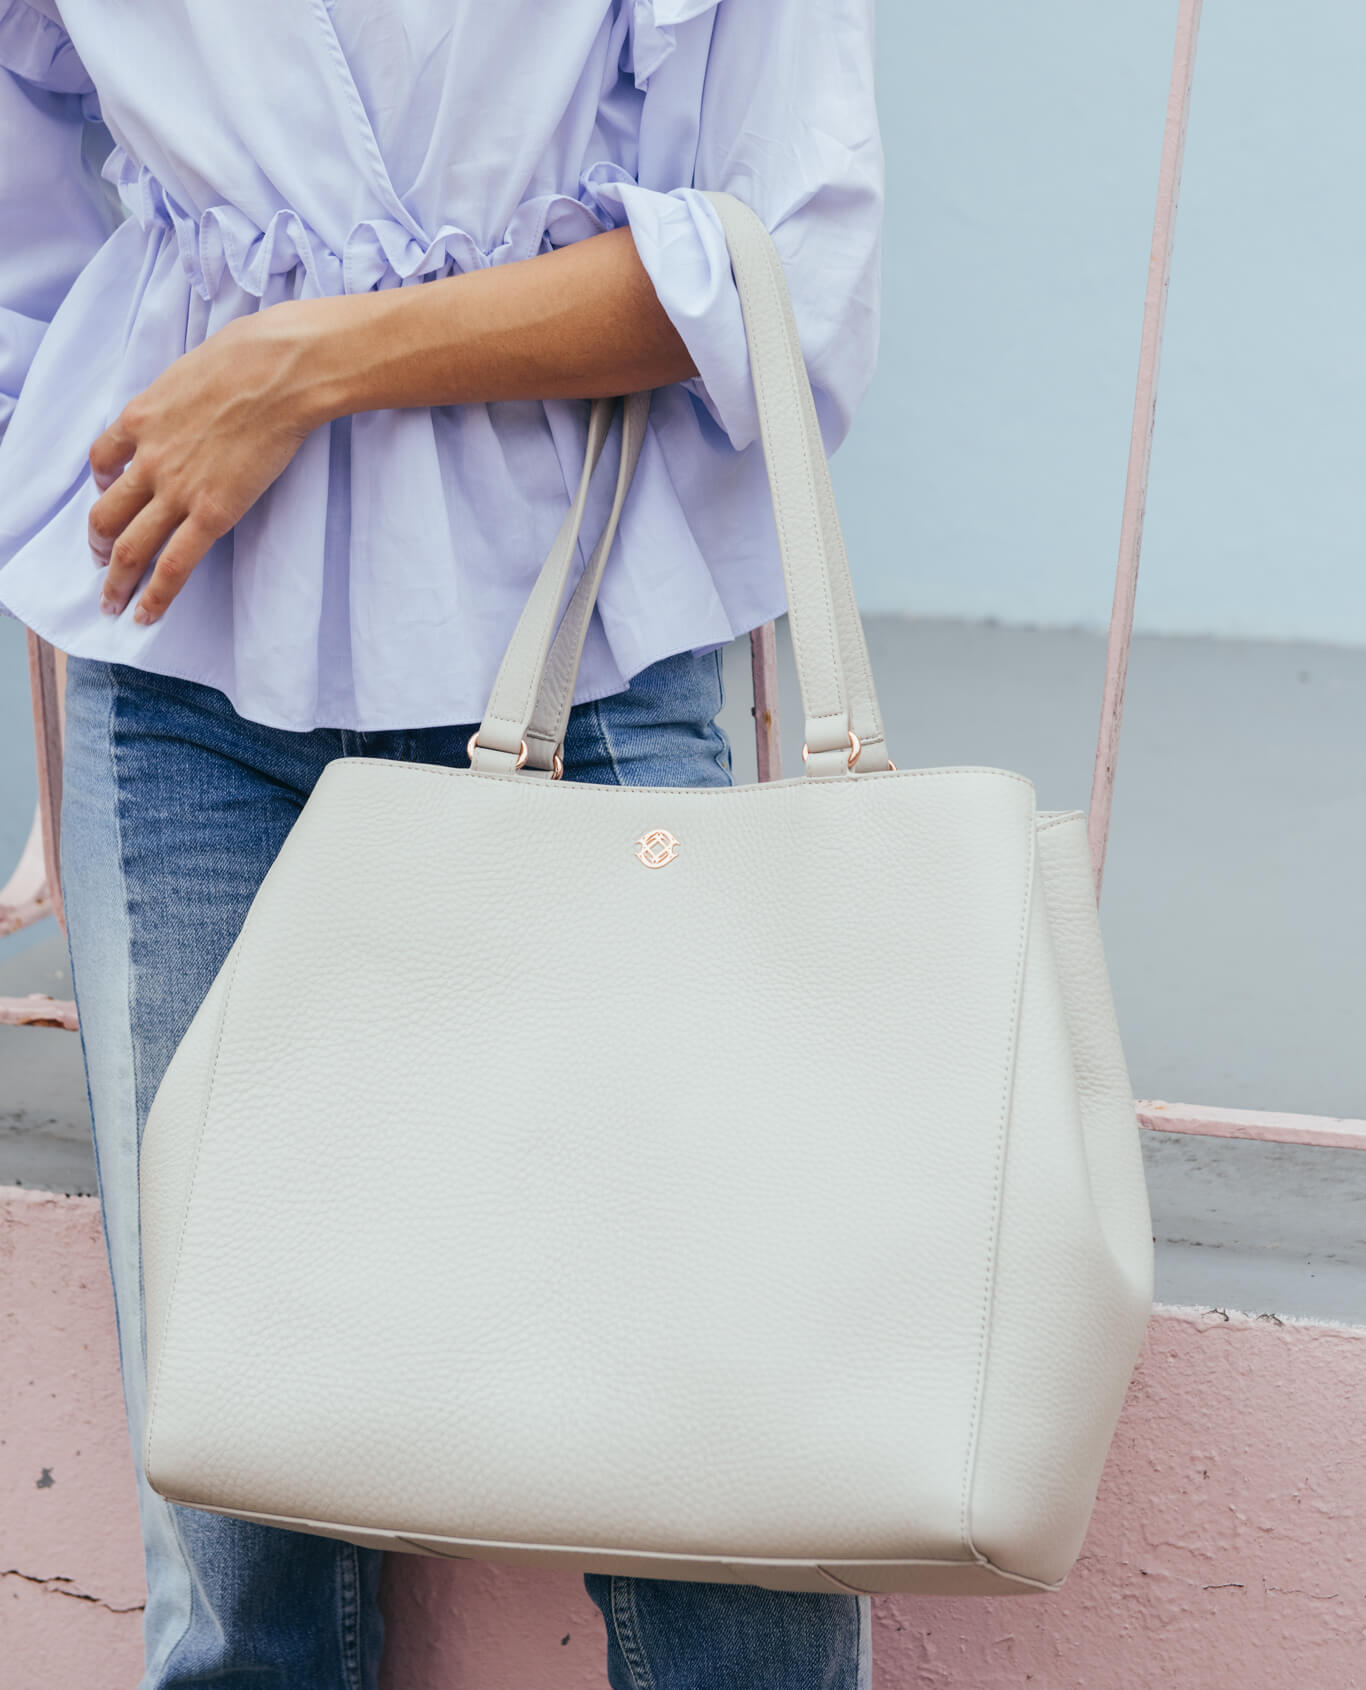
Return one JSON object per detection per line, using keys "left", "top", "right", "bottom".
{"left": 1, "top": 590, "right": 789, "bottom": 737}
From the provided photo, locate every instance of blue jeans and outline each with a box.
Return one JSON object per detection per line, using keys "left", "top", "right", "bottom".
{"left": 59, "top": 648, "right": 872, "bottom": 1690}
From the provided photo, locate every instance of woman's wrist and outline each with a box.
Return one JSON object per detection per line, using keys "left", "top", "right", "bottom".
{"left": 261, "top": 293, "right": 387, "bottom": 432}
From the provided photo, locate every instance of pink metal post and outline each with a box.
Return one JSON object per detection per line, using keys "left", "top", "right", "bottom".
{"left": 27, "top": 630, "right": 65, "bottom": 931}
{"left": 748, "top": 622, "right": 782, "bottom": 783}
{"left": 0, "top": 806, "right": 49, "bottom": 939}
{"left": 1088, "top": 0, "right": 1204, "bottom": 898}
{"left": 0, "top": 634, "right": 76, "bottom": 1029}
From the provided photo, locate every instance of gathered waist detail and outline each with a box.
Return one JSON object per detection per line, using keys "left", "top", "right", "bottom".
{"left": 102, "top": 147, "right": 637, "bottom": 300}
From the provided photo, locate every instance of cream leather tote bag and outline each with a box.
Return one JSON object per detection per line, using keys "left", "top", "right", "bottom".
{"left": 139, "top": 192, "right": 1154, "bottom": 1597}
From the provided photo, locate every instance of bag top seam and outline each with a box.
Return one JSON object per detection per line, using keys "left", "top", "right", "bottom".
{"left": 322, "top": 758, "right": 1038, "bottom": 797}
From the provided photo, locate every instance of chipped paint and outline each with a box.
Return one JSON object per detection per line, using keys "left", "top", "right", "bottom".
{"left": 1, "top": 1566, "right": 144, "bottom": 1613}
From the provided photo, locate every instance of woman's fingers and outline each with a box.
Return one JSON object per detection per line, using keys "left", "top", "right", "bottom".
{"left": 130, "top": 512, "right": 223, "bottom": 624}
{"left": 98, "top": 498, "right": 182, "bottom": 616}
{"left": 88, "top": 418, "right": 137, "bottom": 492}
{"left": 88, "top": 466, "right": 154, "bottom": 564}
{"left": 83, "top": 312, "right": 317, "bottom": 624}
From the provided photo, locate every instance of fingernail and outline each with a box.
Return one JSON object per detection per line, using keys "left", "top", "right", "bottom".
{"left": 133, "top": 602, "right": 154, "bottom": 625}
{"left": 90, "top": 547, "right": 109, "bottom": 568}
{"left": 100, "top": 593, "right": 119, "bottom": 615}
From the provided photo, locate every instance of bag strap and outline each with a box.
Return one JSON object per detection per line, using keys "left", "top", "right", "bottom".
{"left": 470, "top": 191, "right": 891, "bottom": 780}
{"left": 521, "top": 392, "right": 651, "bottom": 776}
{"left": 698, "top": 191, "right": 889, "bottom": 775}
{"left": 466, "top": 395, "right": 624, "bottom": 772}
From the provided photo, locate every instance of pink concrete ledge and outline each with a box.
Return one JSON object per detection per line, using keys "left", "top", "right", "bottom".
{"left": 5, "top": 1183, "right": 1365, "bottom": 1689}
{"left": 0, "top": 994, "right": 78, "bottom": 1031}
{"left": 1138, "top": 1098, "right": 1366, "bottom": 1152}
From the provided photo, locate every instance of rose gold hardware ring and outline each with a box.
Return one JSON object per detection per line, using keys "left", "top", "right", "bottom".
{"left": 801, "top": 729, "right": 861, "bottom": 770}
{"left": 464, "top": 732, "right": 563, "bottom": 778}
{"left": 465, "top": 731, "right": 528, "bottom": 770}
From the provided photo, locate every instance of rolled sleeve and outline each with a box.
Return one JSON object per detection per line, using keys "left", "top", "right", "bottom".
{"left": 601, "top": 0, "right": 883, "bottom": 454}
{"left": 0, "top": 4, "right": 119, "bottom": 442}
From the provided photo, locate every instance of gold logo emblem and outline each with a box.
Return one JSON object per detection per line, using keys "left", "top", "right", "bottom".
{"left": 634, "top": 828, "right": 681, "bottom": 869}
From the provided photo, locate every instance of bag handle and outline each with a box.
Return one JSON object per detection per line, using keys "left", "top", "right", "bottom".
{"left": 470, "top": 191, "right": 891, "bottom": 780}
{"left": 522, "top": 392, "right": 651, "bottom": 776}
{"left": 698, "top": 190, "right": 889, "bottom": 775}
{"left": 465, "top": 394, "right": 616, "bottom": 773}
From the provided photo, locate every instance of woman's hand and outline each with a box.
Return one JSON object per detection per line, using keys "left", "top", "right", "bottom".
{"left": 88, "top": 306, "right": 324, "bottom": 624}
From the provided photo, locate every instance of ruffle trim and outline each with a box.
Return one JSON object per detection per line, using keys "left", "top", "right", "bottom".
{"left": 0, "top": 0, "right": 95, "bottom": 99}
{"left": 628, "top": 0, "right": 720, "bottom": 89}
{"left": 102, "top": 148, "right": 643, "bottom": 301}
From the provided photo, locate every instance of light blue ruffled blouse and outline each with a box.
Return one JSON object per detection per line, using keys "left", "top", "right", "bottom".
{"left": 0, "top": 0, "right": 882, "bottom": 731}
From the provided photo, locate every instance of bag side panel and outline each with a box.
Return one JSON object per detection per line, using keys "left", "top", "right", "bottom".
{"left": 1036, "top": 813, "right": 1155, "bottom": 1291}
{"left": 140, "top": 941, "right": 241, "bottom": 1486}
{"left": 968, "top": 826, "right": 1154, "bottom": 1586}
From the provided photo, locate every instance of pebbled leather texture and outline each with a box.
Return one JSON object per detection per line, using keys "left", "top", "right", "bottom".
{"left": 138, "top": 195, "right": 1154, "bottom": 1597}
{"left": 140, "top": 770, "right": 1153, "bottom": 1595}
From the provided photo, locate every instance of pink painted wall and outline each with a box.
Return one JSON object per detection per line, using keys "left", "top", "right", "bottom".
{"left": 5, "top": 1183, "right": 1365, "bottom": 1689}
{"left": 1, "top": 1189, "right": 145, "bottom": 1684}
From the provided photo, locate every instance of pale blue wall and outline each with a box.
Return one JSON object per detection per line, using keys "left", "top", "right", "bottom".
{"left": 838, "top": 0, "right": 1366, "bottom": 645}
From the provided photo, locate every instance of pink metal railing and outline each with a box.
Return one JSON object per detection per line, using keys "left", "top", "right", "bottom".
{"left": 1, "top": 633, "right": 74, "bottom": 1030}
{"left": 4, "top": 0, "right": 1362, "bottom": 1151}
{"left": 1087, "top": 0, "right": 1204, "bottom": 898}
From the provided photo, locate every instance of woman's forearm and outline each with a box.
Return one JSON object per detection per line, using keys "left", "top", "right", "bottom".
{"left": 283, "top": 226, "right": 698, "bottom": 428}
{"left": 87, "top": 225, "right": 696, "bottom": 623}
